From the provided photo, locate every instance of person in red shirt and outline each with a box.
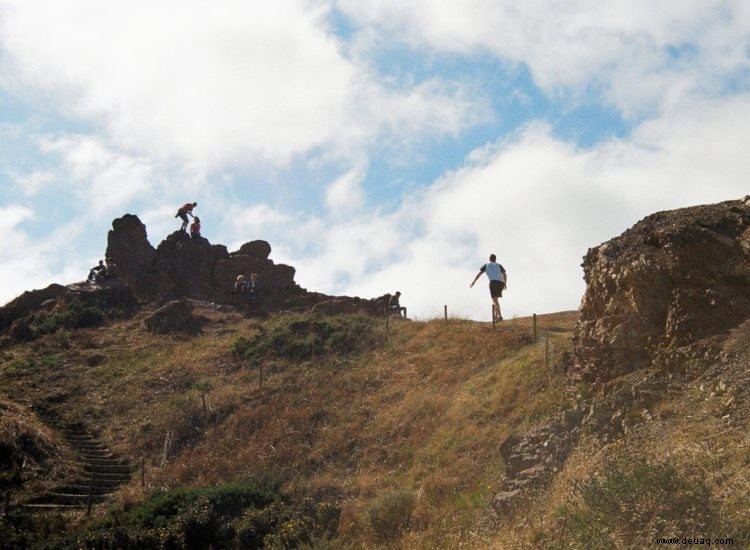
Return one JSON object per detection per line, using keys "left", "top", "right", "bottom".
{"left": 190, "top": 217, "right": 201, "bottom": 239}
{"left": 175, "top": 202, "right": 197, "bottom": 231}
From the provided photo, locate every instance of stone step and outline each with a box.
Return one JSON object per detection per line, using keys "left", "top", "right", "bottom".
{"left": 59, "top": 484, "right": 115, "bottom": 496}
{"left": 70, "top": 477, "right": 128, "bottom": 488}
{"left": 83, "top": 464, "right": 132, "bottom": 475}
{"left": 83, "top": 458, "right": 130, "bottom": 467}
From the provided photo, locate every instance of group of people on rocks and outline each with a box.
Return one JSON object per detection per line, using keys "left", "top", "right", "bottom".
{"left": 91, "top": 200, "right": 510, "bottom": 319}
{"left": 176, "top": 202, "right": 201, "bottom": 239}
{"left": 170, "top": 201, "right": 509, "bottom": 320}
{"left": 88, "top": 258, "right": 117, "bottom": 284}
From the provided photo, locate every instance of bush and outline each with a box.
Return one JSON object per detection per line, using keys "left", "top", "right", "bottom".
{"left": 72, "top": 480, "right": 340, "bottom": 549}
{"left": 365, "top": 489, "right": 416, "bottom": 543}
{"left": 35, "top": 300, "right": 105, "bottom": 335}
{"left": 234, "top": 313, "right": 381, "bottom": 362}
{"left": 557, "top": 458, "right": 717, "bottom": 548}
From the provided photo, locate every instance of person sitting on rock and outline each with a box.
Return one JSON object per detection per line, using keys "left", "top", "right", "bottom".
{"left": 234, "top": 274, "right": 246, "bottom": 294}
{"left": 88, "top": 260, "right": 107, "bottom": 283}
{"left": 190, "top": 216, "right": 201, "bottom": 239}
{"left": 105, "top": 257, "right": 117, "bottom": 279}
{"left": 389, "top": 291, "right": 407, "bottom": 317}
{"left": 175, "top": 202, "right": 197, "bottom": 231}
{"left": 247, "top": 273, "right": 260, "bottom": 305}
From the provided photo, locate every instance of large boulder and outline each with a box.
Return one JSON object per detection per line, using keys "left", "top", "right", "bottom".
{"left": 106, "top": 214, "right": 158, "bottom": 301}
{"left": 573, "top": 198, "right": 750, "bottom": 381}
{"left": 154, "top": 231, "right": 229, "bottom": 301}
{"left": 144, "top": 300, "right": 201, "bottom": 334}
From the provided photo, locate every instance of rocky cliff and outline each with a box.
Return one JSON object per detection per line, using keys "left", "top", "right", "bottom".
{"left": 0, "top": 214, "right": 391, "bottom": 342}
{"left": 573, "top": 198, "right": 750, "bottom": 381}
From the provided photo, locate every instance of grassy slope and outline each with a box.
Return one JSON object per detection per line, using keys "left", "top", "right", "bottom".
{"left": 1, "top": 307, "right": 747, "bottom": 547}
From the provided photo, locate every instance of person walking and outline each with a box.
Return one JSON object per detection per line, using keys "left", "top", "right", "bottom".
{"left": 470, "top": 254, "right": 507, "bottom": 322}
{"left": 175, "top": 202, "right": 197, "bottom": 231}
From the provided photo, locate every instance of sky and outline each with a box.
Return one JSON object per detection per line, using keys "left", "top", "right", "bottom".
{"left": 1, "top": 1, "right": 749, "bottom": 319}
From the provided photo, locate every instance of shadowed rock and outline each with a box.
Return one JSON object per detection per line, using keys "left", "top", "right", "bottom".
{"left": 573, "top": 198, "right": 750, "bottom": 381}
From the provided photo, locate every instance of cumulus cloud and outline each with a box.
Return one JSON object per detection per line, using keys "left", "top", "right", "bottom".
{"left": 337, "top": 0, "right": 750, "bottom": 116}
{"left": 0, "top": 205, "right": 86, "bottom": 305}
{"left": 291, "top": 96, "right": 750, "bottom": 319}
{"left": 0, "top": 0, "right": 484, "bottom": 170}
{"left": 325, "top": 165, "right": 366, "bottom": 214}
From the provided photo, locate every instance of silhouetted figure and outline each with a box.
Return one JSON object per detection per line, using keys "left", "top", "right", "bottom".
{"left": 88, "top": 260, "right": 107, "bottom": 283}
{"left": 190, "top": 216, "right": 201, "bottom": 239}
{"left": 470, "top": 253, "right": 507, "bottom": 322}
{"left": 389, "top": 291, "right": 407, "bottom": 318}
{"left": 175, "top": 202, "right": 197, "bottom": 231}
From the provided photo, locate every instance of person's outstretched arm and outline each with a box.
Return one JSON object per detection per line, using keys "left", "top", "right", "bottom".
{"left": 470, "top": 271, "right": 483, "bottom": 287}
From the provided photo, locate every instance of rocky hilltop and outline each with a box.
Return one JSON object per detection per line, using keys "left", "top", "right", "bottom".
{"left": 0, "top": 214, "right": 390, "bottom": 341}
{"left": 573, "top": 197, "right": 750, "bottom": 381}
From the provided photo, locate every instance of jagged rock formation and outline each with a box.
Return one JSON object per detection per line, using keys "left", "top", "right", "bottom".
{"left": 573, "top": 198, "right": 750, "bottom": 381}
{"left": 0, "top": 214, "right": 390, "bottom": 342}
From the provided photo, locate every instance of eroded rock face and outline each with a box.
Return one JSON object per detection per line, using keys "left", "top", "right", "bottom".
{"left": 144, "top": 300, "right": 201, "bottom": 334}
{"left": 573, "top": 199, "right": 750, "bottom": 381}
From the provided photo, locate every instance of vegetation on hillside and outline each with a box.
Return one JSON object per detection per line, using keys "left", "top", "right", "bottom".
{"left": 1, "top": 308, "right": 748, "bottom": 547}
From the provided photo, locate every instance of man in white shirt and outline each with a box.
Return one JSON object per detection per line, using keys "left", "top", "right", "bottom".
{"left": 470, "top": 254, "right": 507, "bottom": 322}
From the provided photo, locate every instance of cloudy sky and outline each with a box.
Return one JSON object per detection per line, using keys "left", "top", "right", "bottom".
{"left": 1, "top": 1, "right": 748, "bottom": 319}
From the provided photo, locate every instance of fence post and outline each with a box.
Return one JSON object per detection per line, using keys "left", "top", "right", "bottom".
{"left": 444, "top": 305, "right": 448, "bottom": 325}
{"left": 533, "top": 313, "right": 537, "bottom": 343}
{"left": 492, "top": 306, "right": 496, "bottom": 332}
{"left": 544, "top": 334, "right": 550, "bottom": 370}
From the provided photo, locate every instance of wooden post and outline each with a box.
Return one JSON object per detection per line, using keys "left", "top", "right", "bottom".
{"left": 141, "top": 457, "right": 145, "bottom": 489}
{"left": 87, "top": 471, "right": 96, "bottom": 517}
{"left": 492, "top": 306, "right": 496, "bottom": 332}
{"left": 544, "top": 334, "right": 550, "bottom": 370}
{"left": 444, "top": 305, "right": 448, "bottom": 325}
{"left": 533, "top": 313, "right": 537, "bottom": 343}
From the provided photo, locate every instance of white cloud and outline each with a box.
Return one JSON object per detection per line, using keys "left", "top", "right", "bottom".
{"left": 337, "top": 0, "right": 750, "bottom": 116}
{"left": 38, "top": 134, "right": 156, "bottom": 214}
{"left": 0, "top": 1, "right": 484, "bottom": 170}
{"left": 0, "top": 205, "right": 86, "bottom": 305}
{"left": 292, "top": 95, "right": 750, "bottom": 319}
{"left": 325, "top": 165, "right": 366, "bottom": 214}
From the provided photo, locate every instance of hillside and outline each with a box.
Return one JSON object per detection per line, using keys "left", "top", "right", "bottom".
{"left": 1, "top": 197, "right": 749, "bottom": 548}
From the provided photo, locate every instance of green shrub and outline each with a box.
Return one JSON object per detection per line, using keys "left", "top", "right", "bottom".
{"left": 233, "top": 313, "right": 381, "bottom": 363}
{"left": 557, "top": 458, "right": 717, "bottom": 548}
{"left": 72, "top": 480, "right": 339, "bottom": 550}
{"left": 365, "top": 489, "right": 416, "bottom": 543}
{"left": 35, "top": 300, "right": 105, "bottom": 335}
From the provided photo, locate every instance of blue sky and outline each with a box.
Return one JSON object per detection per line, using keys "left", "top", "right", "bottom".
{"left": 1, "top": 1, "right": 749, "bottom": 319}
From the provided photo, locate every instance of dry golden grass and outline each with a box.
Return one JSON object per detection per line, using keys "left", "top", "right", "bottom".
{"left": 2, "top": 306, "right": 746, "bottom": 547}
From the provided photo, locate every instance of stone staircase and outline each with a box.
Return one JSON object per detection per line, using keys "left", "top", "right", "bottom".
{"left": 24, "top": 425, "right": 132, "bottom": 511}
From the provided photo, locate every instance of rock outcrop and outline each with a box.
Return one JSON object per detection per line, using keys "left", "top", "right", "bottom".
{"left": 573, "top": 198, "right": 750, "bottom": 381}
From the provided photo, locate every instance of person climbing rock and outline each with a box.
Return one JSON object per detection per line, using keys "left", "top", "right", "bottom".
{"left": 190, "top": 216, "right": 201, "bottom": 239}
{"left": 470, "top": 253, "right": 507, "bottom": 322}
{"left": 175, "top": 202, "right": 197, "bottom": 231}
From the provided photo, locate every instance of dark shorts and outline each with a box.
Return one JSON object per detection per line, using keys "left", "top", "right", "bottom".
{"left": 177, "top": 211, "right": 189, "bottom": 223}
{"left": 489, "top": 280, "right": 504, "bottom": 298}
